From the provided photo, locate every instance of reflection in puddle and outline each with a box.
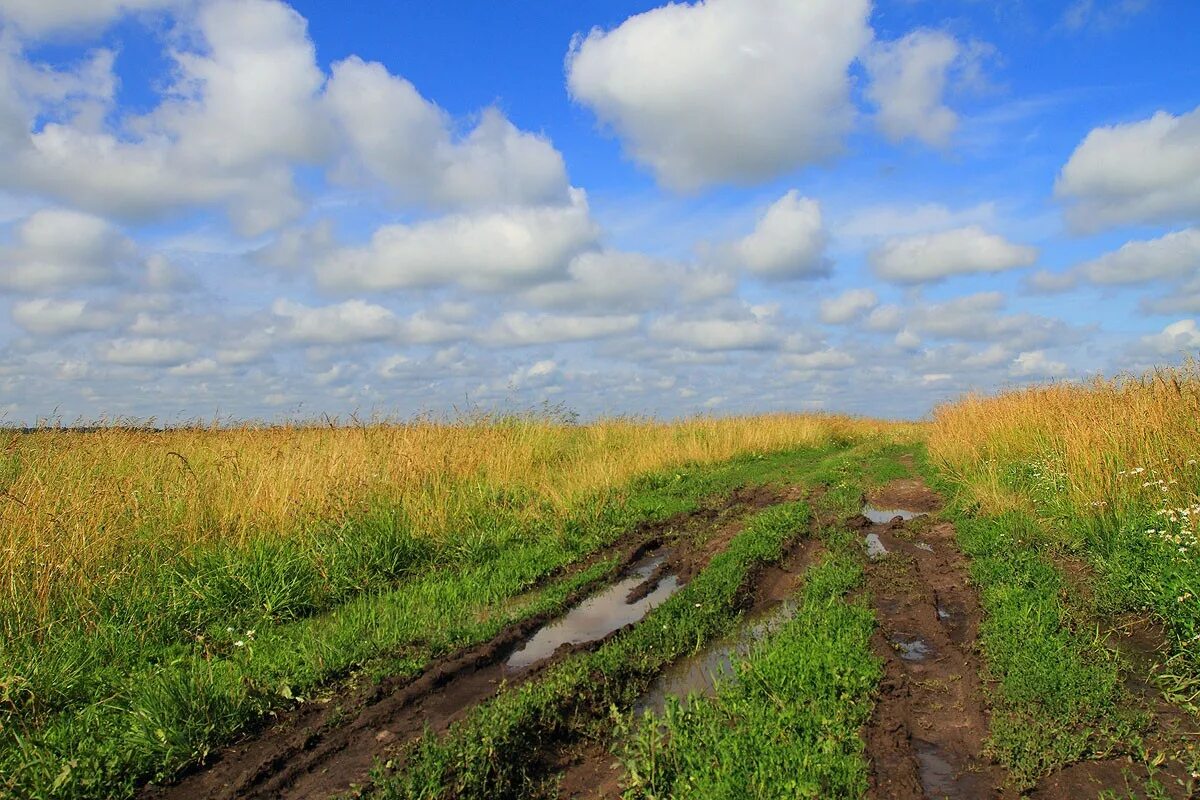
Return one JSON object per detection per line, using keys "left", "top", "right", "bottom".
{"left": 915, "top": 739, "right": 960, "bottom": 797}
{"left": 894, "top": 636, "right": 932, "bottom": 662}
{"left": 865, "top": 533, "right": 889, "bottom": 560}
{"left": 862, "top": 504, "right": 924, "bottom": 524}
{"left": 505, "top": 556, "right": 679, "bottom": 672}
{"left": 635, "top": 601, "right": 799, "bottom": 716}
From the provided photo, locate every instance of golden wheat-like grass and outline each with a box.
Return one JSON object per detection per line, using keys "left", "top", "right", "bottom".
{"left": 0, "top": 413, "right": 917, "bottom": 615}
{"left": 928, "top": 360, "right": 1200, "bottom": 516}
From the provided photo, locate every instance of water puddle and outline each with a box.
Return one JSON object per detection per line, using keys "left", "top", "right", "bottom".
{"left": 864, "top": 533, "right": 889, "bottom": 560}
{"left": 862, "top": 504, "right": 924, "bottom": 524}
{"left": 915, "top": 542, "right": 934, "bottom": 552}
{"left": 893, "top": 635, "right": 932, "bottom": 662}
{"left": 505, "top": 555, "right": 680, "bottom": 672}
{"left": 634, "top": 600, "right": 799, "bottom": 716}
{"left": 915, "top": 739, "right": 961, "bottom": 798}
{"left": 936, "top": 602, "right": 968, "bottom": 644}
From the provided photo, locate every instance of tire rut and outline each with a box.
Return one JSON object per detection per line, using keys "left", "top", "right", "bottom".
{"left": 860, "top": 478, "right": 1006, "bottom": 800}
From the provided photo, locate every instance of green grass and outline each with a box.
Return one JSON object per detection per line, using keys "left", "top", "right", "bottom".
{"left": 919, "top": 451, "right": 1138, "bottom": 788}
{"left": 373, "top": 441, "right": 910, "bottom": 799}
{"left": 0, "top": 443, "right": 847, "bottom": 800}
{"left": 620, "top": 549, "right": 877, "bottom": 799}
{"left": 374, "top": 500, "right": 813, "bottom": 800}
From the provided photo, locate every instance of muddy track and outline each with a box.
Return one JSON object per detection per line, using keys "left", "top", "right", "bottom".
{"left": 860, "top": 477, "right": 1006, "bottom": 800}
{"left": 550, "top": 491, "right": 824, "bottom": 800}
{"left": 141, "top": 485, "right": 785, "bottom": 800}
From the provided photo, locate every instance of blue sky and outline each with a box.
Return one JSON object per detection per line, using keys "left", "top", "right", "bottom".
{"left": 0, "top": 0, "right": 1198, "bottom": 424}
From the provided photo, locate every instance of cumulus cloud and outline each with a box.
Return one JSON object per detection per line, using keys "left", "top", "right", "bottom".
{"left": 650, "top": 306, "right": 780, "bottom": 351}
{"left": 1057, "top": 105, "right": 1200, "bottom": 231}
{"left": 0, "top": 0, "right": 575, "bottom": 235}
{"left": 1011, "top": 350, "right": 1068, "bottom": 377}
{"left": 0, "top": 208, "right": 136, "bottom": 291}
{"left": 10, "top": 297, "right": 118, "bottom": 334}
{"left": 1062, "top": 0, "right": 1150, "bottom": 31}
{"left": 101, "top": 337, "right": 196, "bottom": 366}
{"left": 315, "top": 190, "right": 599, "bottom": 292}
{"left": 819, "top": 288, "right": 878, "bottom": 324}
{"left": 1077, "top": 228, "right": 1200, "bottom": 284}
{"left": 779, "top": 349, "right": 855, "bottom": 370}
{"left": 523, "top": 250, "right": 731, "bottom": 312}
{"left": 1138, "top": 319, "right": 1200, "bottom": 356}
{"left": 864, "top": 30, "right": 982, "bottom": 147}
{"left": 0, "top": 0, "right": 178, "bottom": 37}
{"left": 566, "top": 0, "right": 870, "bottom": 189}
{"left": 484, "top": 312, "right": 639, "bottom": 346}
{"left": 836, "top": 201, "right": 997, "bottom": 244}
{"left": 718, "top": 191, "right": 830, "bottom": 280}
{"left": 1142, "top": 276, "right": 1200, "bottom": 315}
{"left": 1024, "top": 269, "right": 1080, "bottom": 294}
{"left": 903, "top": 292, "right": 1079, "bottom": 350}
{"left": 325, "top": 57, "right": 569, "bottom": 208}
{"left": 272, "top": 299, "right": 399, "bottom": 345}
{"left": 870, "top": 225, "right": 1037, "bottom": 283}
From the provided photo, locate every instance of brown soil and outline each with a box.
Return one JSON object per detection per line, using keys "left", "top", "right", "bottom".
{"left": 551, "top": 498, "right": 824, "bottom": 800}
{"left": 141, "top": 485, "right": 785, "bottom": 800}
{"left": 860, "top": 479, "right": 1005, "bottom": 800}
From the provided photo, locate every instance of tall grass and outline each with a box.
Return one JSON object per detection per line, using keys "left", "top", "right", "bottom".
{"left": 928, "top": 360, "right": 1200, "bottom": 519}
{"left": 1, "top": 413, "right": 910, "bottom": 625}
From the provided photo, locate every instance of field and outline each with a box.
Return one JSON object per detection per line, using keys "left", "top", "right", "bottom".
{"left": 3, "top": 365, "right": 1200, "bottom": 799}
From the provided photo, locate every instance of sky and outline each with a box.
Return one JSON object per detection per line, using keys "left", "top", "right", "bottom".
{"left": 0, "top": 0, "right": 1198, "bottom": 424}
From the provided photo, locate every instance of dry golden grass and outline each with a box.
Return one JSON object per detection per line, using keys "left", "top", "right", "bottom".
{"left": 929, "top": 360, "right": 1200, "bottom": 516}
{"left": 1, "top": 413, "right": 917, "bottom": 615}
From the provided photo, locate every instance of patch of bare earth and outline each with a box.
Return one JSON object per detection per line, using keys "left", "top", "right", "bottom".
{"left": 140, "top": 485, "right": 785, "bottom": 800}
{"left": 860, "top": 477, "right": 1007, "bottom": 800}
{"left": 550, "top": 491, "right": 824, "bottom": 800}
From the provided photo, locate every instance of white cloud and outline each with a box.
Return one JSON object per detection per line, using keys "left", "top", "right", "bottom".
{"left": 1142, "top": 275, "right": 1200, "bottom": 315}
{"left": 650, "top": 312, "right": 779, "bottom": 351}
{"left": 566, "top": 0, "right": 870, "bottom": 190}
{"left": 908, "top": 292, "right": 1077, "bottom": 350}
{"left": 779, "top": 349, "right": 855, "bottom": 370}
{"left": 506, "top": 359, "right": 559, "bottom": 388}
{"left": 168, "top": 357, "right": 220, "bottom": 377}
{"left": 1025, "top": 269, "right": 1079, "bottom": 294}
{"left": 819, "top": 288, "right": 877, "bottom": 324}
{"left": 722, "top": 191, "right": 830, "bottom": 279}
{"left": 10, "top": 297, "right": 118, "bottom": 334}
{"left": 523, "top": 250, "right": 731, "bottom": 312}
{"left": 1078, "top": 228, "right": 1200, "bottom": 284}
{"left": 864, "top": 30, "right": 974, "bottom": 147}
{"left": 1011, "top": 350, "right": 1068, "bottom": 377}
{"left": 1057, "top": 105, "right": 1200, "bottom": 231}
{"left": 0, "top": 208, "right": 135, "bottom": 291}
{"left": 325, "top": 57, "right": 569, "bottom": 208}
{"left": 894, "top": 328, "right": 922, "bottom": 350}
{"left": 870, "top": 225, "right": 1037, "bottom": 283}
{"left": 1139, "top": 319, "right": 1200, "bottom": 356}
{"left": 866, "top": 304, "right": 904, "bottom": 332}
{"left": 315, "top": 190, "right": 599, "bottom": 292}
{"left": 0, "top": 0, "right": 178, "bottom": 37}
{"left": 1062, "top": 0, "right": 1150, "bottom": 31}
{"left": 101, "top": 337, "right": 196, "bottom": 366}
{"left": 272, "top": 298, "right": 399, "bottom": 345}
{"left": 485, "top": 312, "right": 639, "bottom": 346}
{"left": 836, "top": 202, "right": 997, "bottom": 244}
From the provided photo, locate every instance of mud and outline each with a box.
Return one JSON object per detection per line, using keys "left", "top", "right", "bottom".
{"left": 860, "top": 478, "right": 1003, "bottom": 800}
{"left": 506, "top": 555, "right": 680, "bottom": 671}
{"left": 141, "top": 485, "right": 785, "bottom": 800}
{"left": 550, "top": 508, "right": 823, "bottom": 799}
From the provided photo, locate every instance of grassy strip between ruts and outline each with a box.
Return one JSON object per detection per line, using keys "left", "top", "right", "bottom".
{"left": 1, "top": 445, "right": 847, "bottom": 800}
{"left": 619, "top": 546, "right": 877, "bottom": 799}
{"left": 372, "top": 499, "right": 812, "bottom": 800}
{"left": 919, "top": 453, "right": 1138, "bottom": 790}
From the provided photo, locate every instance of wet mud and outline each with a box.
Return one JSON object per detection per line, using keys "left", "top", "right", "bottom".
{"left": 141, "top": 485, "right": 784, "bottom": 800}
{"left": 859, "top": 478, "right": 1005, "bottom": 800}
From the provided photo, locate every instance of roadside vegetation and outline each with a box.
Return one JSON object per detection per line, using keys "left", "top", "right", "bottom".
{"left": 927, "top": 360, "right": 1200, "bottom": 789}
{"left": 0, "top": 414, "right": 913, "bottom": 799}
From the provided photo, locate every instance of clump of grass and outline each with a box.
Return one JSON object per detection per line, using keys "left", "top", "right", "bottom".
{"left": 620, "top": 550, "right": 877, "bottom": 799}
{"left": 375, "top": 500, "right": 814, "bottom": 800}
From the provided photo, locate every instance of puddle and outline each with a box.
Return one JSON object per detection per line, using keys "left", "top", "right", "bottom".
{"left": 864, "top": 533, "right": 889, "bottom": 560}
{"left": 893, "top": 635, "right": 932, "bottom": 662}
{"left": 634, "top": 601, "right": 799, "bottom": 716}
{"left": 915, "top": 739, "right": 961, "bottom": 798}
{"left": 505, "top": 555, "right": 680, "bottom": 672}
{"left": 915, "top": 542, "right": 934, "bottom": 552}
{"left": 862, "top": 504, "right": 924, "bottom": 524}
{"left": 936, "top": 602, "right": 969, "bottom": 645}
